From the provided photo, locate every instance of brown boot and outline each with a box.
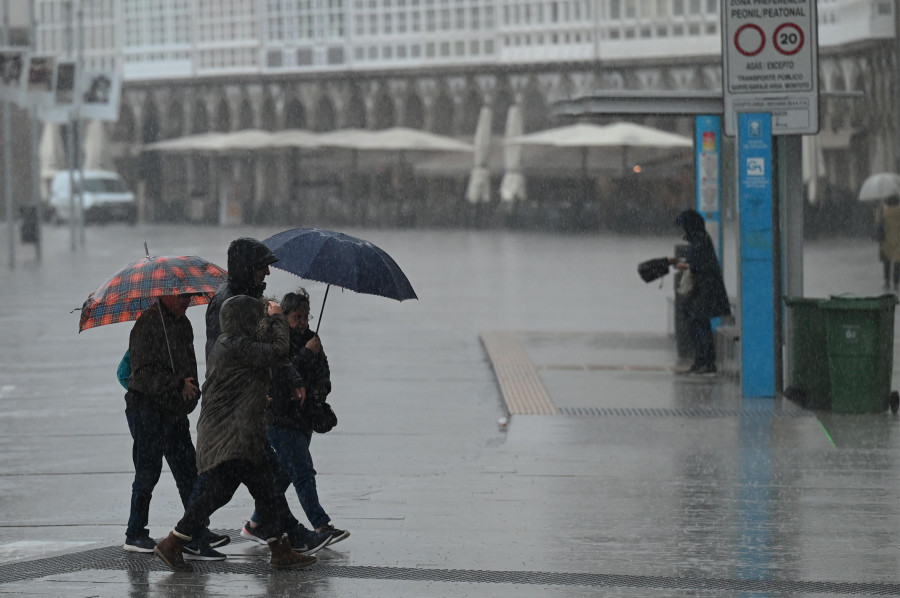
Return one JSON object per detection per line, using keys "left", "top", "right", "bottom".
{"left": 268, "top": 534, "right": 317, "bottom": 570}
{"left": 154, "top": 530, "right": 193, "bottom": 572}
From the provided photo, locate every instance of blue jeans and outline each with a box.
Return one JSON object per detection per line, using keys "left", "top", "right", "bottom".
{"left": 125, "top": 401, "right": 201, "bottom": 539}
{"left": 251, "top": 426, "right": 330, "bottom": 529}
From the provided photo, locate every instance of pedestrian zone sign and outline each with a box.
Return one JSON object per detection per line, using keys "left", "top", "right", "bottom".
{"left": 722, "top": 0, "right": 818, "bottom": 136}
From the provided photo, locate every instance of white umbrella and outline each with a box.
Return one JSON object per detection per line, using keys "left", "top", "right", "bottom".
{"left": 367, "top": 127, "right": 473, "bottom": 152}
{"left": 510, "top": 121, "right": 692, "bottom": 174}
{"left": 465, "top": 106, "right": 492, "bottom": 203}
{"left": 500, "top": 104, "right": 526, "bottom": 203}
{"left": 859, "top": 173, "right": 900, "bottom": 202}
{"left": 212, "top": 129, "right": 277, "bottom": 151}
{"left": 39, "top": 122, "right": 66, "bottom": 180}
{"left": 510, "top": 121, "right": 692, "bottom": 202}
{"left": 83, "top": 119, "right": 114, "bottom": 170}
{"left": 143, "top": 131, "right": 229, "bottom": 152}
{"left": 266, "top": 129, "right": 322, "bottom": 149}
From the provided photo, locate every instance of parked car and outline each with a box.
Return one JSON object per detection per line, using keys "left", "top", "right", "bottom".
{"left": 48, "top": 170, "right": 136, "bottom": 224}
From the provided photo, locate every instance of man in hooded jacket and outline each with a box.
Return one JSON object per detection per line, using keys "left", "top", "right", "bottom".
{"left": 203, "top": 237, "right": 331, "bottom": 553}
{"left": 205, "top": 237, "right": 279, "bottom": 359}
{"left": 668, "top": 209, "right": 731, "bottom": 375}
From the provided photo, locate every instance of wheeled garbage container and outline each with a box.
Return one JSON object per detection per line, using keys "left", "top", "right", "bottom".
{"left": 783, "top": 297, "right": 830, "bottom": 409}
{"left": 821, "top": 294, "right": 899, "bottom": 414}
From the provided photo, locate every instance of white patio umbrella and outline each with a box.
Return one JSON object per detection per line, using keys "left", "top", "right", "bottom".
{"left": 265, "top": 129, "right": 323, "bottom": 150}
{"left": 510, "top": 121, "right": 692, "bottom": 203}
{"left": 500, "top": 104, "right": 525, "bottom": 203}
{"left": 83, "top": 119, "right": 114, "bottom": 170}
{"left": 465, "top": 106, "right": 492, "bottom": 203}
{"left": 143, "top": 131, "right": 229, "bottom": 152}
{"left": 859, "top": 173, "right": 900, "bottom": 202}
{"left": 512, "top": 121, "right": 692, "bottom": 170}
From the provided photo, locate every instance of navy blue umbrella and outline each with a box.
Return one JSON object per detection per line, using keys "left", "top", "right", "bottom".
{"left": 262, "top": 228, "right": 417, "bottom": 332}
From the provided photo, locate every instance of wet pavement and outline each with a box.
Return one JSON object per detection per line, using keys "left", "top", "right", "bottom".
{"left": 1, "top": 223, "right": 900, "bottom": 596}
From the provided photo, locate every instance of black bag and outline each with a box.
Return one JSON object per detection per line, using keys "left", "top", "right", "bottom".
{"left": 306, "top": 399, "right": 337, "bottom": 434}
{"left": 638, "top": 257, "right": 670, "bottom": 283}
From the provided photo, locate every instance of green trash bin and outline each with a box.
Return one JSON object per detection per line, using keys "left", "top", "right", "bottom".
{"left": 784, "top": 297, "right": 830, "bottom": 409}
{"left": 821, "top": 294, "right": 899, "bottom": 414}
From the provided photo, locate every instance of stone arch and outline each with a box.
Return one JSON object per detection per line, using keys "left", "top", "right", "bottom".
{"left": 521, "top": 84, "right": 549, "bottom": 133}
{"left": 597, "top": 70, "right": 625, "bottom": 90}
{"left": 312, "top": 95, "right": 337, "bottom": 132}
{"left": 112, "top": 101, "right": 136, "bottom": 143}
{"left": 191, "top": 97, "right": 209, "bottom": 133}
{"left": 460, "top": 84, "right": 483, "bottom": 135}
{"left": 214, "top": 95, "right": 231, "bottom": 132}
{"left": 402, "top": 89, "right": 425, "bottom": 129}
{"left": 851, "top": 68, "right": 868, "bottom": 129}
{"left": 261, "top": 93, "right": 277, "bottom": 131}
{"left": 431, "top": 86, "right": 455, "bottom": 135}
{"left": 238, "top": 95, "right": 254, "bottom": 129}
{"left": 284, "top": 97, "right": 306, "bottom": 129}
{"left": 492, "top": 80, "right": 514, "bottom": 135}
{"left": 141, "top": 96, "right": 160, "bottom": 144}
{"left": 373, "top": 87, "right": 396, "bottom": 130}
{"left": 345, "top": 84, "right": 367, "bottom": 129}
{"left": 164, "top": 96, "right": 184, "bottom": 139}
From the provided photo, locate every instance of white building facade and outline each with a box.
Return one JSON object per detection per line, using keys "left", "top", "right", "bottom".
{"left": 30, "top": 0, "right": 900, "bottom": 228}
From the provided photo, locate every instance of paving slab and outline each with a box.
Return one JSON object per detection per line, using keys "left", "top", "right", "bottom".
{"left": 1, "top": 225, "right": 900, "bottom": 596}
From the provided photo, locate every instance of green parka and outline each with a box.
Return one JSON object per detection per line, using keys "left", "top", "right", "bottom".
{"left": 195, "top": 295, "right": 290, "bottom": 474}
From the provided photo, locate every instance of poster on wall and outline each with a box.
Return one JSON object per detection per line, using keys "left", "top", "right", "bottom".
{"left": 80, "top": 70, "right": 120, "bottom": 121}
{"left": 27, "top": 55, "right": 55, "bottom": 109}
{"left": 37, "top": 60, "right": 77, "bottom": 123}
{"left": 0, "top": 47, "right": 30, "bottom": 107}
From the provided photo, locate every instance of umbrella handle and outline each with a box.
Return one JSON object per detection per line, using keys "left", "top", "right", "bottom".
{"left": 158, "top": 306, "right": 176, "bottom": 373}
{"left": 315, "top": 284, "right": 330, "bottom": 336}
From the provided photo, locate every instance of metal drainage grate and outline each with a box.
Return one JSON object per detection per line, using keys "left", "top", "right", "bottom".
{"left": 558, "top": 406, "right": 813, "bottom": 418}
{"left": 2, "top": 546, "right": 900, "bottom": 595}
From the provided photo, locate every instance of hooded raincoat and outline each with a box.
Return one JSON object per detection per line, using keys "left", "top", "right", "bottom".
{"left": 676, "top": 209, "right": 731, "bottom": 320}
{"left": 205, "top": 237, "right": 278, "bottom": 358}
{"left": 195, "top": 295, "right": 290, "bottom": 475}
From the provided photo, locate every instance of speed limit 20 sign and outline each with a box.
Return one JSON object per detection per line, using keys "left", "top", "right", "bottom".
{"left": 722, "top": 0, "right": 819, "bottom": 136}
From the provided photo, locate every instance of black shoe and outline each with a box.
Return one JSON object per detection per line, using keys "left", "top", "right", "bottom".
{"left": 240, "top": 521, "right": 268, "bottom": 545}
{"left": 691, "top": 364, "right": 717, "bottom": 377}
{"left": 676, "top": 364, "right": 701, "bottom": 376}
{"left": 183, "top": 540, "right": 227, "bottom": 561}
{"left": 293, "top": 527, "right": 331, "bottom": 555}
{"left": 317, "top": 523, "right": 350, "bottom": 546}
{"left": 123, "top": 536, "right": 156, "bottom": 553}
{"left": 203, "top": 529, "right": 230, "bottom": 548}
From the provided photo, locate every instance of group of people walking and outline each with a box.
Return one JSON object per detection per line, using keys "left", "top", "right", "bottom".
{"left": 123, "top": 237, "right": 347, "bottom": 572}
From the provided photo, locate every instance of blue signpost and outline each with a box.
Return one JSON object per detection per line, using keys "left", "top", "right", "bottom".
{"left": 738, "top": 113, "right": 775, "bottom": 397}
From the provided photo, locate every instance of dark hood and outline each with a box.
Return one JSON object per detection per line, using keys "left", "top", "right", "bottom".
{"left": 675, "top": 209, "right": 707, "bottom": 243}
{"left": 227, "top": 237, "right": 278, "bottom": 298}
{"left": 219, "top": 295, "right": 266, "bottom": 338}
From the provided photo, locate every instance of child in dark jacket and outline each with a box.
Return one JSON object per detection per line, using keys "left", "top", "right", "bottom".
{"left": 243, "top": 288, "right": 350, "bottom": 547}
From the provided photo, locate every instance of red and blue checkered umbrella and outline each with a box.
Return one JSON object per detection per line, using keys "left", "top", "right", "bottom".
{"left": 79, "top": 255, "right": 227, "bottom": 332}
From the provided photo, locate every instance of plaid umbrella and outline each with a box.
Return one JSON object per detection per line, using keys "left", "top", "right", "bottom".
{"left": 79, "top": 255, "right": 227, "bottom": 332}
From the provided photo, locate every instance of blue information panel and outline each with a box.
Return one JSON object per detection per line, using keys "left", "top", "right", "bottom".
{"left": 738, "top": 113, "right": 774, "bottom": 398}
